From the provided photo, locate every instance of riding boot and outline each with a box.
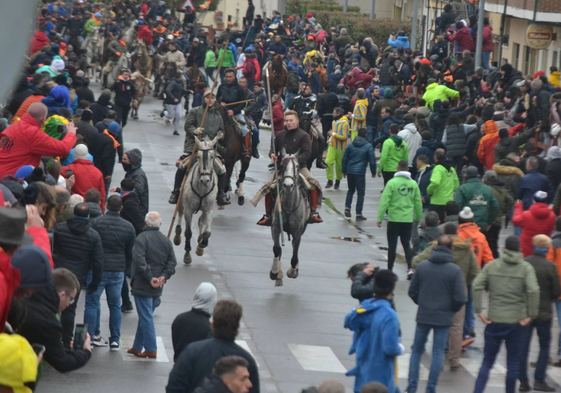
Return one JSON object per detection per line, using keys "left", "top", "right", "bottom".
{"left": 315, "top": 133, "right": 327, "bottom": 169}
{"left": 242, "top": 132, "right": 251, "bottom": 159}
{"left": 102, "top": 74, "right": 108, "bottom": 89}
{"left": 257, "top": 194, "right": 274, "bottom": 226}
{"left": 308, "top": 189, "right": 323, "bottom": 223}
{"left": 216, "top": 173, "right": 231, "bottom": 206}
{"left": 169, "top": 167, "right": 186, "bottom": 204}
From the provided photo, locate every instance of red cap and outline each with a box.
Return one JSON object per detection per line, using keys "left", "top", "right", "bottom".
{"left": 533, "top": 70, "right": 545, "bottom": 79}
{"left": 420, "top": 58, "right": 431, "bottom": 65}
{"left": 306, "top": 13, "right": 313, "bottom": 18}
{"left": 288, "top": 16, "right": 294, "bottom": 20}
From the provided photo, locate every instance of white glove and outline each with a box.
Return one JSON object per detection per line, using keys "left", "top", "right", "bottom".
{"left": 398, "top": 343, "right": 405, "bottom": 356}
{"left": 194, "top": 127, "right": 204, "bottom": 136}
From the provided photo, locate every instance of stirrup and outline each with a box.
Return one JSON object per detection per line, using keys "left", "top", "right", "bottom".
{"left": 308, "top": 213, "right": 323, "bottom": 224}
{"left": 257, "top": 215, "right": 271, "bottom": 226}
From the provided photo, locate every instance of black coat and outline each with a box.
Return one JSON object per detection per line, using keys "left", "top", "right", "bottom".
{"left": 131, "top": 227, "right": 177, "bottom": 297}
{"left": 316, "top": 91, "right": 339, "bottom": 117}
{"left": 90, "top": 93, "right": 114, "bottom": 125}
{"left": 165, "top": 78, "right": 186, "bottom": 105}
{"left": 216, "top": 81, "right": 246, "bottom": 115}
{"left": 408, "top": 246, "right": 467, "bottom": 326}
{"left": 120, "top": 191, "right": 145, "bottom": 235}
{"left": 111, "top": 78, "right": 136, "bottom": 107}
{"left": 75, "top": 120, "right": 99, "bottom": 148}
{"left": 171, "top": 309, "right": 211, "bottom": 362}
{"left": 90, "top": 131, "right": 117, "bottom": 178}
{"left": 53, "top": 219, "right": 103, "bottom": 289}
{"left": 75, "top": 87, "right": 95, "bottom": 103}
{"left": 351, "top": 270, "right": 375, "bottom": 302}
{"left": 124, "top": 149, "right": 149, "bottom": 216}
{"left": 193, "top": 376, "right": 232, "bottom": 393}
{"left": 20, "top": 286, "right": 91, "bottom": 372}
{"left": 547, "top": 158, "right": 561, "bottom": 192}
{"left": 166, "top": 338, "right": 259, "bottom": 393}
{"left": 525, "top": 255, "right": 561, "bottom": 321}
{"left": 92, "top": 211, "right": 136, "bottom": 272}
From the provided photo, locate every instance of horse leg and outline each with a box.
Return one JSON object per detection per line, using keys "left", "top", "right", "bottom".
{"left": 270, "top": 224, "right": 283, "bottom": 286}
{"left": 183, "top": 212, "right": 193, "bottom": 265}
{"left": 236, "top": 160, "right": 250, "bottom": 206}
{"left": 287, "top": 235, "right": 301, "bottom": 279}
{"left": 196, "top": 209, "right": 212, "bottom": 256}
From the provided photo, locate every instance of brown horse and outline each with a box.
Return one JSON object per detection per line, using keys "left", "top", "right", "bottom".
{"left": 217, "top": 105, "right": 251, "bottom": 206}
{"left": 131, "top": 71, "right": 151, "bottom": 120}
{"left": 132, "top": 39, "right": 153, "bottom": 79}
{"left": 263, "top": 54, "right": 287, "bottom": 97}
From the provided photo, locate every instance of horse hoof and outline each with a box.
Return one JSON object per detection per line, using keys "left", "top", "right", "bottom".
{"left": 269, "top": 269, "right": 283, "bottom": 281}
{"left": 173, "top": 234, "right": 181, "bottom": 246}
{"left": 196, "top": 246, "right": 204, "bottom": 256}
{"left": 238, "top": 196, "right": 245, "bottom": 206}
{"left": 275, "top": 279, "right": 283, "bottom": 287}
{"left": 183, "top": 253, "right": 192, "bottom": 265}
{"left": 287, "top": 268, "right": 299, "bottom": 279}
{"left": 218, "top": 205, "right": 225, "bottom": 210}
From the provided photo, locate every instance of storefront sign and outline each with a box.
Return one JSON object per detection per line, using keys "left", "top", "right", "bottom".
{"left": 526, "top": 24, "right": 553, "bottom": 50}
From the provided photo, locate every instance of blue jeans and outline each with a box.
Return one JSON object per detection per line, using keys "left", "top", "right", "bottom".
{"left": 234, "top": 113, "right": 248, "bottom": 136}
{"left": 366, "top": 125, "right": 377, "bottom": 144}
{"left": 482, "top": 51, "right": 491, "bottom": 70}
{"left": 84, "top": 271, "right": 125, "bottom": 343}
{"left": 284, "top": 92, "right": 294, "bottom": 111}
{"left": 474, "top": 323, "right": 526, "bottom": 393}
{"left": 407, "top": 323, "right": 450, "bottom": 393}
{"left": 132, "top": 296, "right": 161, "bottom": 353}
{"left": 345, "top": 174, "right": 366, "bottom": 214}
{"left": 519, "top": 320, "right": 551, "bottom": 384}
{"left": 463, "top": 285, "right": 474, "bottom": 336}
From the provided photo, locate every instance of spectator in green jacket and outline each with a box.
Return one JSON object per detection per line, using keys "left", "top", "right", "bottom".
{"left": 377, "top": 160, "right": 423, "bottom": 279}
{"left": 427, "top": 149, "right": 460, "bottom": 221}
{"left": 204, "top": 47, "right": 218, "bottom": 83}
{"left": 454, "top": 166, "right": 499, "bottom": 234}
{"left": 377, "top": 124, "right": 408, "bottom": 187}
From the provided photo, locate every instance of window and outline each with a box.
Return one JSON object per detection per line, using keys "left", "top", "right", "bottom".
{"left": 513, "top": 43, "right": 520, "bottom": 69}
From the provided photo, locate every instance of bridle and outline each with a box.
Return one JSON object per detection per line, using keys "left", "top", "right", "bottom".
{"left": 190, "top": 146, "right": 216, "bottom": 213}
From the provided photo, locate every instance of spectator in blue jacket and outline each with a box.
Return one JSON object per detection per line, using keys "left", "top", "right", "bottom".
{"left": 345, "top": 269, "right": 404, "bottom": 393}
{"left": 342, "top": 128, "right": 376, "bottom": 221}
{"left": 388, "top": 31, "right": 411, "bottom": 49}
{"left": 413, "top": 129, "right": 437, "bottom": 165}
{"left": 516, "top": 156, "right": 553, "bottom": 210}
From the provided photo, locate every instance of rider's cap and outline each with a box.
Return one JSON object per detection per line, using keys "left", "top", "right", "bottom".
{"left": 94, "top": 12, "right": 102, "bottom": 17}
{"left": 203, "top": 90, "right": 215, "bottom": 97}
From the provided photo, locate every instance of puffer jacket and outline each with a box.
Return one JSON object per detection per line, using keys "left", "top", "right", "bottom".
{"left": 516, "top": 170, "right": 554, "bottom": 210}
{"left": 512, "top": 202, "right": 556, "bottom": 256}
{"left": 493, "top": 158, "right": 524, "bottom": 199}
{"left": 120, "top": 191, "right": 145, "bottom": 235}
{"left": 131, "top": 227, "right": 177, "bottom": 298}
{"left": 457, "top": 222, "right": 494, "bottom": 268}
{"left": 488, "top": 181, "right": 515, "bottom": 227}
{"left": 444, "top": 124, "right": 467, "bottom": 159}
{"left": 473, "top": 249, "right": 540, "bottom": 324}
{"left": 414, "top": 140, "right": 437, "bottom": 165}
{"left": 524, "top": 254, "right": 561, "bottom": 321}
{"left": 387, "top": 35, "right": 410, "bottom": 49}
{"left": 342, "top": 136, "right": 376, "bottom": 175}
{"left": 398, "top": 123, "right": 422, "bottom": 166}
{"left": 454, "top": 178, "right": 499, "bottom": 230}
{"left": 125, "top": 149, "right": 149, "bottom": 217}
{"left": 92, "top": 211, "right": 136, "bottom": 272}
{"left": 53, "top": 218, "right": 103, "bottom": 288}
{"left": 184, "top": 104, "right": 224, "bottom": 154}
{"left": 62, "top": 159, "right": 106, "bottom": 211}
{"left": 427, "top": 161, "right": 460, "bottom": 205}
{"left": 546, "top": 231, "right": 561, "bottom": 300}
{"left": 413, "top": 235, "right": 479, "bottom": 287}
{"left": 216, "top": 80, "right": 246, "bottom": 115}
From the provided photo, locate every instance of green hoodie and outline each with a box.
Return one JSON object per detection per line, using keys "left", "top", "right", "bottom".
{"left": 218, "top": 48, "right": 236, "bottom": 68}
{"left": 422, "top": 82, "right": 460, "bottom": 109}
{"left": 473, "top": 249, "right": 540, "bottom": 324}
{"left": 427, "top": 162, "right": 459, "bottom": 205}
{"left": 205, "top": 49, "right": 217, "bottom": 68}
{"left": 454, "top": 178, "right": 499, "bottom": 230}
{"left": 378, "top": 136, "right": 408, "bottom": 173}
{"left": 378, "top": 171, "right": 422, "bottom": 223}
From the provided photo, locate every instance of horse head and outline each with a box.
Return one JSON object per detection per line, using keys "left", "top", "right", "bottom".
{"left": 280, "top": 148, "right": 300, "bottom": 192}
{"left": 194, "top": 134, "right": 221, "bottom": 187}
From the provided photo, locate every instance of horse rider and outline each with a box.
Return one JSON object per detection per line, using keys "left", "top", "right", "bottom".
{"left": 168, "top": 90, "right": 231, "bottom": 206}
{"left": 84, "top": 11, "right": 102, "bottom": 38}
{"left": 289, "top": 84, "right": 316, "bottom": 114}
{"left": 158, "top": 41, "right": 186, "bottom": 73}
{"left": 152, "top": 22, "right": 167, "bottom": 49}
{"left": 103, "top": 33, "right": 126, "bottom": 88}
{"left": 136, "top": 20, "right": 154, "bottom": 53}
{"left": 66, "top": 12, "right": 85, "bottom": 46}
{"left": 254, "top": 110, "right": 323, "bottom": 225}
{"left": 216, "top": 68, "right": 250, "bottom": 158}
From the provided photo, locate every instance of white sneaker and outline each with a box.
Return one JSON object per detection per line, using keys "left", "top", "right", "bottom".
{"left": 92, "top": 335, "right": 109, "bottom": 347}
{"left": 110, "top": 341, "right": 120, "bottom": 352}
{"left": 407, "top": 268, "right": 415, "bottom": 280}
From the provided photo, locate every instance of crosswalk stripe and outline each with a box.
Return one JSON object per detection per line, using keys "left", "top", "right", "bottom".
{"left": 120, "top": 336, "right": 169, "bottom": 362}
{"left": 236, "top": 340, "right": 260, "bottom": 367}
{"left": 288, "top": 344, "right": 347, "bottom": 373}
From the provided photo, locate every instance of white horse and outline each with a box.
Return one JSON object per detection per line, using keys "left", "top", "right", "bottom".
{"left": 83, "top": 27, "right": 100, "bottom": 80}
{"left": 173, "top": 133, "right": 223, "bottom": 265}
{"left": 106, "top": 52, "right": 131, "bottom": 87}
{"left": 123, "top": 21, "right": 138, "bottom": 47}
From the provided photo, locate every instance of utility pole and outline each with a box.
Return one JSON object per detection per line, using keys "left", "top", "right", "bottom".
{"left": 498, "top": 0, "right": 508, "bottom": 66}
{"left": 370, "top": 0, "right": 376, "bottom": 19}
{"left": 475, "top": 0, "right": 485, "bottom": 68}
{"left": 411, "top": 0, "right": 420, "bottom": 50}
{"left": 344, "top": 0, "right": 348, "bottom": 13}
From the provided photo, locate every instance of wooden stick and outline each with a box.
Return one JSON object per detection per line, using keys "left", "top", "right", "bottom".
{"left": 223, "top": 99, "right": 253, "bottom": 107}
{"left": 167, "top": 38, "right": 230, "bottom": 238}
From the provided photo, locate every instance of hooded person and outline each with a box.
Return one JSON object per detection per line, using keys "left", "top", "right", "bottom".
{"left": 121, "top": 149, "right": 149, "bottom": 216}
{"left": 398, "top": 115, "right": 422, "bottom": 173}
{"left": 90, "top": 90, "right": 115, "bottom": 125}
{"left": 513, "top": 191, "right": 556, "bottom": 257}
{"left": 41, "top": 85, "right": 73, "bottom": 117}
{"left": 171, "top": 282, "right": 217, "bottom": 362}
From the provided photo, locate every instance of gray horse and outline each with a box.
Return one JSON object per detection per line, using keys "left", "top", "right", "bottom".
{"left": 173, "top": 133, "right": 223, "bottom": 264}
{"left": 269, "top": 149, "right": 310, "bottom": 286}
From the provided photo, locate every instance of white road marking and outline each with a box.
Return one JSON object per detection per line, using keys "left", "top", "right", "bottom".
{"left": 120, "top": 336, "right": 169, "bottom": 362}
{"left": 288, "top": 344, "right": 347, "bottom": 373}
{"left": 235, "top": 340, "right": 260, "bottom": 367}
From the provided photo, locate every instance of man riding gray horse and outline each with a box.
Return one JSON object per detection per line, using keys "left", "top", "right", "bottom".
{"left": 169, "top": 90, "right": 230, "bottom": 206}
{"left": 252, "top": 110, "right": 323, "bottom": 224}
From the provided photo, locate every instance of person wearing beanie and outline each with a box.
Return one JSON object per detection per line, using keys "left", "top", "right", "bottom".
{"left": 62, "top": 144, "right": 106, "bottom": 210}
{"left": 407, "top": 236, "right": 466, "bottom": 393}
{"left": 512, "top": 190, "right": 556, "bottom": 257}
{"left": 19, "top": 268, "right": 92, "bottom": 373}
{"left": 454, "top": 166, "right": 498, "bottom": 233}
{"left": 517, "top": 235, "right": 561, "bottom": 392}
{"left": 378, "top": 160, "right": 422, "bottom": 279}
{"left": 15, "top": 165, "right": 35, "bottom": 180}
{"left": 517, "top": 156, "right": 553, "bottom": 211}
{"left": 456, "top": 206, "right": 494, "bottom": 268}
{"left": 345, "top": 269, "right": 403, "bottom": 393}
{"left": 483, "top": 170, "right": 515, "bottom": 258}
{"left": 472, "top": 236, "right": 539, "bottom": 393}
{"left": 427, "top": 149, "right": 460, "bottom": 221}
{"left": 171, "top": 282, "right": 218, "bottom": 362}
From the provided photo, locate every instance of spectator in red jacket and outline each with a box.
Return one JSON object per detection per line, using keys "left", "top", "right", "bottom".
{"left": 242, "top": 52, "right": 257, "bottom": 91}
{"left": 447, "top": 21, "right": 475, "bottom": 52}
{"left": 136, "top": 21, "right": 153, "bottom": 46}
{"left": 481, "top": 18, "right": 494, "bottom": 70}
{"left": 61, "top": 144, "right": 106, "bottom": 211}
{"left": 0, "top": 204, "right": 52, "bottom": 332}
{"left": 0, "top": 103, "right": 77, "bottom": 178}
{"left": 30, "top": 26, "right": 50, "bottom": 56}
{"left": 512, "top": 191, "right": 556, "bottom": 256}
{"left": 271, "top": 94, "right": 284, "bottom": 134}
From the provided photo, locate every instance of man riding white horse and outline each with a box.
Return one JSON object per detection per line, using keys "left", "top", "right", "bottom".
{"left": 103, "top": 32, "right": 126, "bottom": 88}
{"left": 168, "top": 90, "right": 230, "bottom": 206}
{"left": 253, "top": 110, "right": 323, "bottom": 225}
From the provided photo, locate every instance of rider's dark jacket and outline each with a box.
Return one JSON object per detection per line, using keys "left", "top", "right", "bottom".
{"left": 183, "top": 103, "right": 224, "bottom": 154}
{"left": 216, "top": 80, "right": 246, "bottom": 116}
{"left": 289, "top": 93, "right": 316, "bottom": 116}
{"left": 272, "top": 127, "right": 312, "bottom": 169}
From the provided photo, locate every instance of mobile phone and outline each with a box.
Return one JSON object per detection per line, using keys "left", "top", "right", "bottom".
{"left": 74, "top": 324, "right": 88, "bottom": 349}
{"left": 32, "top": 343, "right": 46, "bottom": 357}
{"left": 66, "top": 169, "right": 73, "bottom": 178}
